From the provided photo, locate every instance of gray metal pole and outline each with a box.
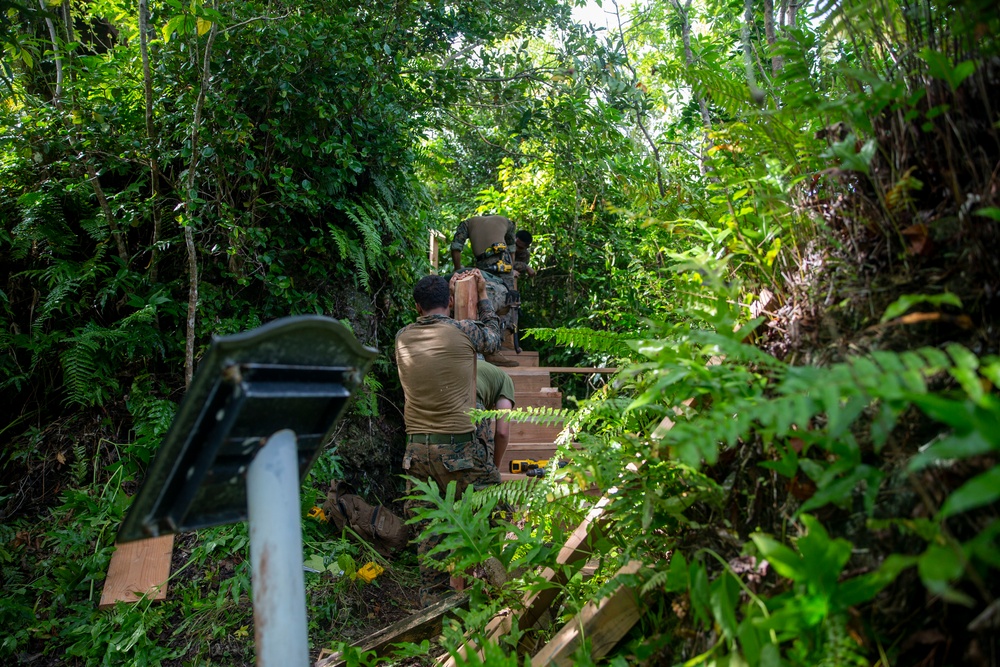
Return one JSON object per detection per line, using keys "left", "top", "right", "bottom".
{"left": 247, "top": 428, "right": 309, "bottom": 666}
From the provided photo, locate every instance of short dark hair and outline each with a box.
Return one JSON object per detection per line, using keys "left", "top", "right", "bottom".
{"left": 413, "top": 275, "right": 450, "bottom": 311}
{"left": 515, "top": 230, "right": 533, "bottom": 245}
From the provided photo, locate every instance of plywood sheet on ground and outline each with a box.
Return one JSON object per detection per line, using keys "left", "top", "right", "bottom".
{"left": 99, "top": 535, "right": 174, "bottom": 609}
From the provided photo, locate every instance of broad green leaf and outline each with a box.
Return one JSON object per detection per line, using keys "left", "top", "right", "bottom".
{"left": 881, "top": 292, "right": 962, "bottom": 323}
{"left": 908, "top": 432, "right": 993, "bottom": 472}
{"left": 908, "top": 394, "right": 975, "bottom": 433}
{"left": 938, "top": 467, "right": 1000, "bottom": 519}
{"left": 709, "top": 573, "right": 739, "bottom": 640}
{"left": 758, "top": 440, "right": 798, "bottom": 477}
{"left": 974, "top": 207, "right": 1000, "bottom": 221}
{"left": 689, "top": 561, "right": 711, "bottom": 627}
{"left": 918, "top": 543, "right": 973, "bottom": 605}
{"left": 918, "top": 543, "right": 963, "bottom": 581}
{"left": 797, "top": 515, "right": 852, "bottom": 593}
{"left": 918, "top": 48, "right": 976, "bottom": 90}
{"left": 833, "top": 554, "right": 917, "bottom": 609}
{"left": 965, "top": 519, "right": 1000, "bottom": 569}
{"left": 751, "top": 534, "right": 804, "bottom": 581}
{"left": 798, "top": 465, "right": 882, "bottom": 515}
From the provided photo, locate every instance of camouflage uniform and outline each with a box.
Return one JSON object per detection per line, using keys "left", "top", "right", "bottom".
{"left": 451, "top": 216, "right": 518, "bottom": 335}
{"left": 402, "top": 437, "right": 500, "bottom": 605}
{"left": 395, "top": 300, "right": 503, "bottom": 607}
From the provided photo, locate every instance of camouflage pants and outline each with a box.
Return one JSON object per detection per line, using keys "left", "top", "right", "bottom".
{"left": 475, "top": 268, "right": 517, "bottom": 336}
{"left": 403, "top": 438, "right": 501, "bottom": 606}
{"left": 474, "top": 399, "right": 497, "bottom": 465}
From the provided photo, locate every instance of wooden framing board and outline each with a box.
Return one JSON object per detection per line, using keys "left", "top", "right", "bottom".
{"left": 437, "top": 497, "right": 610, "bottom": 667}
{"left": 529, "top": 560, "right": 645, "bottom": 666}
{"left": 508, "top": 421, "right": 564, "bottom": 444}
{"left": 453, "top": 274, "right": 479, "bottom": 321}
{"left": 315, "top": 593, "right": 469, "bottom": 667}
{"left": 99, "top": 535, "right": 174, "bottom": 609}
{"left": 508, "top": 367, "right": 618, "bottom": 375}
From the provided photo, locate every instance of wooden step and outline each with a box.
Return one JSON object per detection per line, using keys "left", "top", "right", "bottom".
{"left": 505, "top": 369, "right": 553, "bottom": 394}
{"left": 514, "top": 390, "right": 562, "bottom": 410}
{"left": 509, "top": 420, "right": 564, "bottom": 444}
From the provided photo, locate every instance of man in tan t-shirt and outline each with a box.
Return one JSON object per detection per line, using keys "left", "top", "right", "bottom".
{"left": 395, "top": 271, "right": 503, "bottom": 606}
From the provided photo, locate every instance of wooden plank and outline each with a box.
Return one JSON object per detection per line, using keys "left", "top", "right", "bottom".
{"left": 515, "top": 391, "right": 562, "bottom": 409}
{"left": 453, "top": 274, "right": 478, "bottom": 321}
{"left": 530, "top": 560, "right": 645, "bottom": 666}
{"left": 437, "top": 498, "right": 610, "bottom": 667}
{"left": 508, "top": 367, "right": 618, "bottom": 375}
{"left": 509, "top": 421, "right": 564, "bottom": 444}
{"left": 99, "top": 535, "right": 174, "bottom": 609}
{"left": 315, "top": 593, "right": 469, "bottom": 667}
{"left": 507, "top": 374, "right": 552, "bottom": 394}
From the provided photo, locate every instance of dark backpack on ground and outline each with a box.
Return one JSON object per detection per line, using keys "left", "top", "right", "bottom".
{"left": 322, "top": 482, "right": 410, "bottom": 557}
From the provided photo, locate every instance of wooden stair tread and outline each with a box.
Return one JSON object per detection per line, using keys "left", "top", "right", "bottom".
{"left": 506, "top": 366, "right": 617, "bottom": 375}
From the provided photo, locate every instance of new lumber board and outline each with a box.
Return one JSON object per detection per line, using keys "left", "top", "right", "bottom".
{"left": 437, "top": 498, "right": 610, "bottom": 667}
{"left": 509, "top": 422, "right": 564, "bottom": 444}
{"left": 315, "top": 593, "right": 469, "bottom": 667}
{"left": 452, "top": 274, "right": 479, "bottom": 322}
{"left": 507, "top": 367, "right": 618, "bottom": 375}
{"left": 99, "top": 535, "right": 174, "bottom": 609}
{"left": 530, "top": 560, "right": 645, "bottom": 666}
{"left": 508, "top": 374, "right": 553, "bottom": 394}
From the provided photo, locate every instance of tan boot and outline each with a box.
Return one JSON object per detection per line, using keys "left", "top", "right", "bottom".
{"left": 485, "top": 352, "right": 518, "bottom": 367}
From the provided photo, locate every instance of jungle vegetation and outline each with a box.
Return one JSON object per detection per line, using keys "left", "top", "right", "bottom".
{"left": 1, "top": 0, "right": 998, "bottom": 664}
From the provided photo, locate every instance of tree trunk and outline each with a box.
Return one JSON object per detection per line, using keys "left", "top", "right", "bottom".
{"left": 182, "top": 18, "right": 219, "bottom": 388}
{"left": 139, "top": 0, "right": 164, "bottom": 283}
{"left": 763, "top": 0, "right": 782, "bottom": 74}
{"left": 40, "top": 0, "right": 128, "bottom": 262}
{"left": 672, "top": 0, "right": 712, "bottom": 173}
{"left": 742, "top": 0, "right": 765, "bottom": 104}
{"left": 612, "top": 0, "right": 666, "bottom": 198}
{"left": 39, "top": 0, "right": 63, "bottom": 99}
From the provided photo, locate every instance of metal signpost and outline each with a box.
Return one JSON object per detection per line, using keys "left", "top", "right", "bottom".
{"left": 118, "top": 316, "right": 377, "bottom": 666}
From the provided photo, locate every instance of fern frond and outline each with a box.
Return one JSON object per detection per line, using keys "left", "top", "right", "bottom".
{"left": 350, "top": 242, "right": 369, "bottom": 291}
{"left": 641, "top": 569, "right": 672, "bottom": 596}
{"left": 326, "top": 224, "right": 351, "bottom": 261}
{"left": 342, "top": 200, "right": 382, "bottom": 272}
{"left": 525, "top": 326, "right": 638, "bottom": 360}
{"left": 473, "top": 477, "right": 540, "bottom": 511}
{"left": 483, "top": 405, "right": 572, "bottom": 427}
{"left": 70, "top": 443, "right": 88, "bottom": 486}
{"left": 60, "top": 323, "right": 123, "bottom": 407}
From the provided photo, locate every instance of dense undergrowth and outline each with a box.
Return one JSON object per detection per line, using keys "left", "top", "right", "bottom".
{"left": 2, "top": 0, "right": 999, "bottom": 664}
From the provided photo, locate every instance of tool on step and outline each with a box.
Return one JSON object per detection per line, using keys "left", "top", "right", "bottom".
{"left": 510, "top": 459, "right": 568, "bottom": 475}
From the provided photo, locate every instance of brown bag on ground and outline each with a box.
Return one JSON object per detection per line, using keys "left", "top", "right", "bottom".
{"left": 322, "top": 482, "right": 410, "bottom": 557}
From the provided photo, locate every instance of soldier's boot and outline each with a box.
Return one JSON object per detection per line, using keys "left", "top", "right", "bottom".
{"left": 485, "top": 351, "right": 518, "bottom": 367}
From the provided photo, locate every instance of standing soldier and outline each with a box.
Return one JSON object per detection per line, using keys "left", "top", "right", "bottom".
{"left": 395, "top": 272, "right": 503, "bottom": 607}
{"left": 450, "top": 215, "right": 527, "bottom": 362}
